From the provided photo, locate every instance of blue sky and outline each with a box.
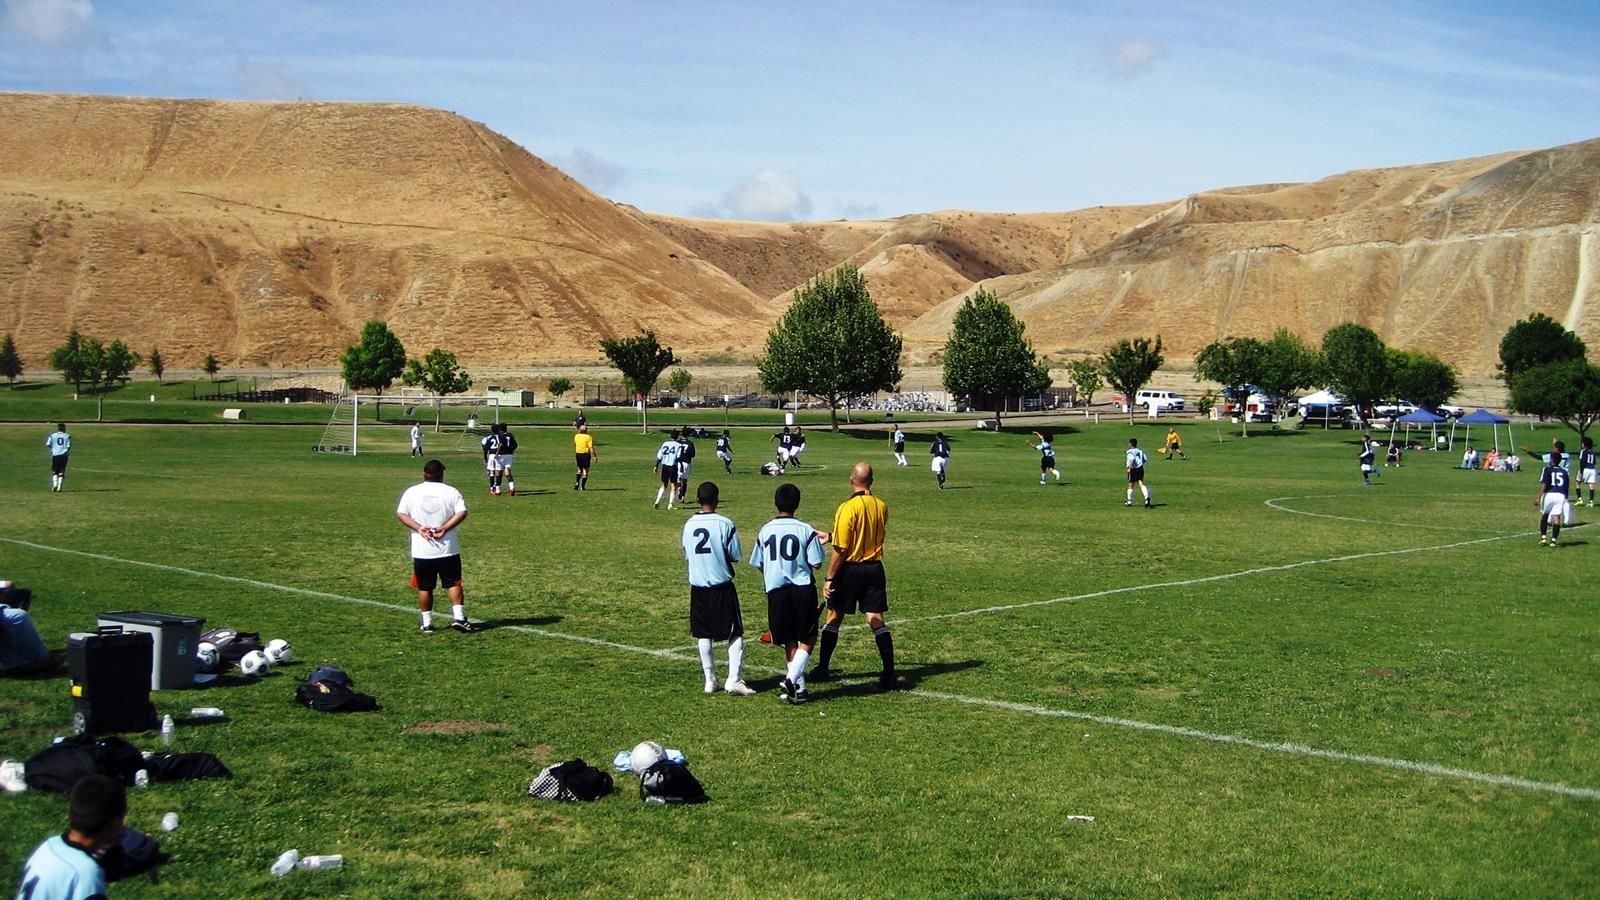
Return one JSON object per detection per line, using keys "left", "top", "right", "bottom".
{"left": 3, "top": 0, "right": 1596, "bottom": 220}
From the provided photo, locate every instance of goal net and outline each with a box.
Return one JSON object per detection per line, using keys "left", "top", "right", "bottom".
{"left": 313, "top": 393, "right": 501, "bottom": 456}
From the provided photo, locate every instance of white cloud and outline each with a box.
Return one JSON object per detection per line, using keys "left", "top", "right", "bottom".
{"left": 3, "top": 0, "right": 92, "bottom": 45}
{"left": 1104, "top": 36, "right": 1165, "bottom": 79}
{"left": 234, "top": 60, "right": 312, "bottom": 99}
{"left": 554, "top": 146, "right": 625, "bottom": 193}
{"left": 717, "top": 169, "right": 812, "bottom": 221}
{"left": 836, "top": 200, "right": 880, "bottom": 220}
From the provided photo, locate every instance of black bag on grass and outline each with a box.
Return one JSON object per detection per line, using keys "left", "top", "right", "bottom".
{"left": 99, "top": 827, "right": 169, "bottom": 883}
{"left": 638, "top": 760, "right": 707, "bottom": 805}
{"left": 527, "top": 758, "right": 614, "bottom": 802}
{"left": 145, "top": 752, "right": 233, "bottom": 782}
{"left": 294, "top": 666, "right": 379, "bottom": 712}
{"left": 198, "top": 627, "right": 263, "bottom": 669}
{"left": 23, "top": 734, "right": 145, "bottom": 792}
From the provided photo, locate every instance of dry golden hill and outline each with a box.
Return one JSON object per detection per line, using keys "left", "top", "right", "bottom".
{"left": 0, "top": 92, "right": 773, "bottom": 367}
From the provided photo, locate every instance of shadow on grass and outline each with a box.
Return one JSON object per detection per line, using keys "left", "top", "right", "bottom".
{"left": 478, "top": 615, "right": 564, "bottom": 631}
{"left": 11, "top": 382, "right": 50, "bottom": 392}
{"left": 995, "top": 425, "right": 1082, "bottom": 437}
{"left": 807, "top": 658, "right": 985, "bottom": 699}
{"left": 2, "top": 650, "right": 67, "bottom": 680}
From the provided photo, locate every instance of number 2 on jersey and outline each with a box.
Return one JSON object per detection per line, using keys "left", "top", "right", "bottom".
{"left": 693, "top": 528, "right": 711, "bottom": 554}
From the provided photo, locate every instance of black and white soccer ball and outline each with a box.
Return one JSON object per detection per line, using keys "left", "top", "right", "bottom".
{"left": 265, "top": 638, "right": 293, "bottom": 665}
{"left": 630, "top": 741, "right": 664, "bottom": 775}
{"left": 238, "top": 649, "right": 271, "bottom": 677}
{"left": 195, "top": 642, "right": 220, "bottom": 674}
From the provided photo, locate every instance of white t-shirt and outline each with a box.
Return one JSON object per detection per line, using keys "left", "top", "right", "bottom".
{"left": 410, "top": 425, "right": 422, "bottom": 446}
{"left": 397, "top": 481, "right": 467, "bottom": 559}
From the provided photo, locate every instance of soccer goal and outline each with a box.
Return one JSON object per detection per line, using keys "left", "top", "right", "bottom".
{"left": 313, "top": 394, "right": 500, "bottom": 456}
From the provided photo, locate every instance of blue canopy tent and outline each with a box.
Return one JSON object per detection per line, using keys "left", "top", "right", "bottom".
{"left": 1450, "top": 408, "right": 1513, "bottom": 453}
{"left": 1391, "top": 408, "right": 1447, "bottom": 450}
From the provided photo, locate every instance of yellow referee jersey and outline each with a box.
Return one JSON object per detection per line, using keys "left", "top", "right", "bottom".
{"left": 832, "top": 490, "right": 887, "bottom": 562}
{"left": 574, "top": 432, "right": 594, "bottom": 454}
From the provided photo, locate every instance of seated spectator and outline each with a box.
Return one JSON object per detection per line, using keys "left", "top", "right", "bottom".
{"left": 1504, "top": 453, "right": 1522, "bottom": 472}
{"left": 1483, "top": 449, "right": 1499, "bottom": 471}
{"left": 1385, "top": 443, "right": 1403, "bottom": 467}
{"left": 1460, "top": 446, "right": 1479, "bottom": 469}
{"left": 0, "top": 603, "right": 51, "bottom": 675}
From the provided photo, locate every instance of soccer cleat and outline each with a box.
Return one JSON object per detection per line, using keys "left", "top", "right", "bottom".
{"left": 792, "top": 688, "right": 810, "bottom": 703}
{"left": 450, "top": 618, "right": 477, "bottom": 633}
{"left": 508, "top": 488, "right": 516, "bottom": 497}
{"left": 1125, "top": 500, "right": 1133, "bottom": 507}
{"left": 877, "top": 672, "right": 899, "bottom": 692}
{"left": 1549, "top": 539, "right": 1558, "bottom": 548}
{"left": 1539, "top": 537, "right": 1549, "bottom": 545}
{"left": 704, "top": 678, "right": 719, "bottom": 695}
{"left": 723, "top": 680, "right": 756, "bottom": 696}
{"left": 1145, "top": 501, "right": 1153, "bottom": 508}
{"left": 778, "top": 678, "right": 795, "bottom": 703}
{"left": 1040, "top": 478, "right": 1047, "bottom": 486}
{"left": 419, "top": 622, "right": 435, "bottom": 634}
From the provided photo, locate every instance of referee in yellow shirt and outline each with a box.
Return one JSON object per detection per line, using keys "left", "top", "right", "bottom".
{"left": 814, "top": 461, "right": 897, "bottom": 691}
{"left": 573, "top": 424, "right": 596, "bottom": 491}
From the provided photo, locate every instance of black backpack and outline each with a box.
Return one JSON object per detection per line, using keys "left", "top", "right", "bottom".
{"left": 638, "top": 760, "right": 707, "bottom": 805}
{"left": 294, "top": 666, "right": 379, "bottom": 713}
{"left": 23, "top": 734, "right": 146, "bottom": 792}
{"left": 527, "top": 759, "right": 614, "bottom": 802}
{"left": 198, "top": 627, "right": 263, "bottom": 669}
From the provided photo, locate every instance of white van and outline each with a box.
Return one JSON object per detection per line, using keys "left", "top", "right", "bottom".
{"left": 1136, "top": 390, "right": 1185, "bottom": 411}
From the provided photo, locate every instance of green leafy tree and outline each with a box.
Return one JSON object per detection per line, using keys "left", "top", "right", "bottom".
{"left": 1256, "top": 328, "right": 1324, "bottom": 423}
{"left": 1320, "top": 323, "right": 1389, "bottom": 424}
{"left": 148, "top": 347, "right": 165, "bottom": 384}
{"left": 547, "top": 376, "right": 573, "bottom": 402}
{"left": 757, "top": 266, "right": 903, "bottom": 432}
{"left": 599, "top": 331, "right": 677, "bottom": 433}
{"left": 203, "top": 353, "right": 220, "bottom": 382}
{"left": 99, "top": 340, "right": 141, "bottom": 389}
{"left": 1387, "top": 348, "right": 1460, "bottom": 411}
{"left": 1194, "top": 336, "right": 1266, "bottom": 434}
{"left": 1510, "top": 358, "right": 1600, "bottom": 439}
{"left": 668, "top": 367, "right": 694, "bottom": 396}
{"left": 340, "top": 320, "right": 408, "bottom": 418}
{"left": 1065, "top": 358, "right": 1103, "bottom": 407}
{"left": 1099, "top": 335, "right": 1165, "bottom": 423}
{"left": 0, "top": 333, "right": 22, "bottom": 384}
{"left": 48, "top": 327, "right": 91, "bottom": 393}
{"left": 1498, "top": 312, "right": 1586, "bottom": 387}
{"left": 402, "top": 347, "right": 474, "bottom": 431}
{"left": 940, "top": 288, "right": 1051, "bottom": 422}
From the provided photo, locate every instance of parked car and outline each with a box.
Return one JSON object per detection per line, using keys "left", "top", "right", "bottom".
{"left": 1135, "top": 390, "right": 1185, "bottom": 411}
{"left": 1373, "top": 401, "right": 1419, "bottom": 418}
{"left": 1437, "top": 404, "right": 1465, "bottom": 419}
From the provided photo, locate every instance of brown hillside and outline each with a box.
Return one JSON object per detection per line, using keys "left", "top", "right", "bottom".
{"left": 0, "top": 93, "right": 772, "bottom": 367}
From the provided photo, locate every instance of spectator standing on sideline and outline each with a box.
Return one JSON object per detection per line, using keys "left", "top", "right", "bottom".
{"left": 396, "top": 460, "right": 476, "bottom": 633}
{"left": 813, "top": 462, "right": 897, "bottom": 691}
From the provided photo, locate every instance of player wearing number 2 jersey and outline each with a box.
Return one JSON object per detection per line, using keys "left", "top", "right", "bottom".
{"left": 681, "top": 482, "right": 754, "bottom": 695}
{"left": 1538, "top": 439, "right": 1571, "bottom": 547}
{"left": 749, "top": 483, "right": 826, "bottom": 703}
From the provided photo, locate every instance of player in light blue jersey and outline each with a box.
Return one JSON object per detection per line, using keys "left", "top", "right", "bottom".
{"left": 45, "top": 422, "right": 71, "bottom": 492}
{"left": 681, "top": 482, "right": 754, "bottom": 695}
{"left": 1028, "top": 431, "right": 1061, "bottom": 484}
{"left": 749, "top": 483, "right": 827, "bottom": 703}
{"left": 15, "top": 774, "right": 126, "bottom": 900}
{"left": 1125, "top": 437, "right": 1151, "bottom": 508}
{"left": 654, "top": 431, "right": 683, "bottom": 509}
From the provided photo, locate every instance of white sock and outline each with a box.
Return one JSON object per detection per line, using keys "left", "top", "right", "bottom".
{"left": 788, "top": 648, "right": 811, "bottom": 689}
{"left": 452, "top": 604, "right": 465, "bottom": 621}
{"left": 697, "top": 639, "right": 715, "bottom": 682}
{"left": 655, "top": 487, "right": 665, "bottom": 505}
{"left": 1141, "top": 485, "right": 1151, "bottom": 501}
{"left": 1127, "top": 488, "right": 1134, "bottom": 502}
{"left": 727, "top": 637, "right": 745, "bottom": 683}
{"left": 420, "top": 610, "right": 433, "bottom": 628}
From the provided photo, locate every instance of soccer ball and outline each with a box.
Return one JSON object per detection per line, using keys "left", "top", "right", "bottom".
{"left": 630, "top": 740, "right": 664, "bottom": 775}
{"left": 195, "top": 642, "right": 220, "bottom": 673}
{"left": 265, "top": 639, "right": 293, "bottom": 665}
{"left": 238, "top": 649, "right": 271, "bottom": 677}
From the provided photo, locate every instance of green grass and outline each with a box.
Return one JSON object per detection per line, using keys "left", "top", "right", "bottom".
{"left": 1, "top": 415, "right": 1597, "bottom": 897}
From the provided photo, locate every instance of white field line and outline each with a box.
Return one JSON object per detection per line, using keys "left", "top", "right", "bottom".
{"left": 1263, "top": 494, "right": 1518, "bottom": 534}
{"left": 4, "top": 535, "right": 1597, "bottom": 802}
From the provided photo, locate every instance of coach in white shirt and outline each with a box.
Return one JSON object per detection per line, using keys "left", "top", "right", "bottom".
{"left": 396, "top": 459, "right": 476, "bottom": 633}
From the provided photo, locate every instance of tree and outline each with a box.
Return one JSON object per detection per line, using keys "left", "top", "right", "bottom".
{"left": 402, "top": 347, "right": 473, "bottom": 431}
{"left": 148, "top": 347, "right": 165, "bottom": 384}
{"left": 340, "top": 320, "right": 408, "bottom": 419}
{"left": 1498, "top": 312, "right": 1586, "bottom": 387}
{"left": 1321, "top": 323, "right": 1389, "bottom": 424}
{"left": 1065, "top": 358, "right": 1103, "bottom": 407}
{"left": 1194, "top": 336, "right": 1266, "bottom": 434}
{"left": 1510, "top": 358, "right": 1600, "bottom": 439}
{"left": 0, "top": 334, "right": 21, "bottom": 384}
{"left": 203, "top": 354, "right": 220, "bottom": 382}
{"left": 668, "top": 367, "right": 694, "bottom": 397}
{"left": 599, "top": 331, "right": 677, "bottom": 433}
{"left": 1256, "top": 328, "right": 1323, "bottom": 422}
{"left": 1387, "top": 348, "right": 1460, "bottom": 411}
{"left": 757, "top": 266, "right": 903, "bottom": 432}
{"left": 48, "top": 327, "right": 90, "bottom": 393}
{"left": 547, "top": 376, "right": 573, "bottom": 403}
{"left": 100, "top": 340, "right": 140, "bottom": 388}
{"left": 1099, "top": 335, "right": 1165, "bottom": 423}
{"left": 940, "top": 288, "right": 1051, "bottom": 422}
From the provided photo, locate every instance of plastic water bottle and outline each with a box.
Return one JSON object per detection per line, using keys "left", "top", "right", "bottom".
{"left": 188, "top": 707, "right": 224, "bottom": 720}
{"left": 270, "top": 850, "right": 300, "bottom": 877}
{"left": 160, "top": 715, "right": 175, "bottom": 745}
{"left": 133, "top": 769, "right": 149, "bottom": 789}
{"left": 299, "top": 855, "right": 343, "bottom": 871}
{"left": 161, "top": 812, "right": 179, "bottom": 832}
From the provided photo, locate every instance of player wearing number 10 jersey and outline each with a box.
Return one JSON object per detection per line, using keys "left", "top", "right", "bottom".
{"left": 749, "top": 483, "right": 826, "bottom": 703}
{"left": 681, "top": 482, "right": 754, "bottom": 695}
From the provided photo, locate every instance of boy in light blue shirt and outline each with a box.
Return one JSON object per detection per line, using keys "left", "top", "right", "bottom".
{"left": 16, "top": 774, "right": 125, "bottom": 900}
{"left": 681, "top": 482, "right": 753, "bottom": 695}
{"left": 749, "top": 483, "right": 827, "bottom": 703}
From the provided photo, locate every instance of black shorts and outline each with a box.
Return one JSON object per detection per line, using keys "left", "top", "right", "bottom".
{"left": 1127, "top": 466, "right": 1145, "bottom": 483}
{"left": 829, "top": 561, "right": 888, "bottom": 615}
{"left": 660, "top": 464, "right": 678, "bottom": 485}
{"left": 413, "top": 554, "right": 463, "bottom": 591}
{"left": 690, "top": 582, "right": 743, "bottom": 640}
{"left": 1040, "top": 455, "right": 1055, "bottom": 472}
{"left": 576, "top": 452, "right": 592, "bottom": 469}
{"left": 51, "top": 454, "right": 69, "bottom": 475}
{"left": 767, "top": 583, "right": 821, "bottom": 646}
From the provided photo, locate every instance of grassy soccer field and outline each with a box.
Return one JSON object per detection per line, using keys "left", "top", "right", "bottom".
{"left": 1, "top": 414, "right": 1596, "bottom": 897}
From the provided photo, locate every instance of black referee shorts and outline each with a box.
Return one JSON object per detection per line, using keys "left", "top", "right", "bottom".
{"left": 829, "top": 561, "right": 888, "bottom": 615}
{"left": 413, "top": 554, "right": 463, "bottom": 591}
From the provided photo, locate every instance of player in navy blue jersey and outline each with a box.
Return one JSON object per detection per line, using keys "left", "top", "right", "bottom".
{"left": 929, "top": 432, "right": 951, "bottom": 489}
{"left": 1358, "top": 434, "right": 1378, "bottom": 485}
{"left": 1577, "top": 436, "right": 1596, "bottom": 508}
{"left": 681, "top": 482, "right": 754, "bottom": 694}
{"left": 772, "top": 426, "right": 797, "bottom": 472}
{"left": 749, "top": 483, "right": 827, "bottom": 703}
{"left": 1537, "top": 439, "right": 1571, "bottom": 546}
{"left": 716, "top": 430, "right": 734, "bottom": 474}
